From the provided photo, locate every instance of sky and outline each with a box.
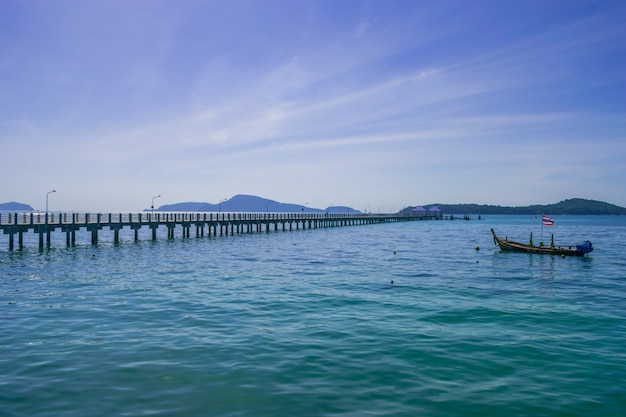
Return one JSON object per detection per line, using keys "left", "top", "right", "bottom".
{"left": 1, "top": 0, "right": 625, "bottom": 213}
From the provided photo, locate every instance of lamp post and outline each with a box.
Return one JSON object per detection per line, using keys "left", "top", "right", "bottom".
{"left": 45, "top": 190, "right": 56, "bottom": 224}
{"left": 219, "top": 198, "right": 227, "bottom": 213}
{"left": 151, "top": 195, "right": 161, "bottom": 216}
{"left": 44, "top": 189, "right": 56, "bottom": 247}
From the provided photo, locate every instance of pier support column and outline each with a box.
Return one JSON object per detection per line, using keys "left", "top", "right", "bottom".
{"left": 8, "top": 234, "right": 14, "bottom": 251}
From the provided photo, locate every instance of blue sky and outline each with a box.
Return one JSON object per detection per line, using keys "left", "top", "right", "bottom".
{"left": 1, "top": 0, "right": 625, "bottom": 212}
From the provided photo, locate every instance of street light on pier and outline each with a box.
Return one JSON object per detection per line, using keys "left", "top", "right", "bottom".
{"left": 219, "top": 198, "right": 227, "bottom": 213}
{"left": 45, "top": 190, "right": 56, "bottom": 224}
{"left": 151, "top": 195, "right": 161, "bottom": 216}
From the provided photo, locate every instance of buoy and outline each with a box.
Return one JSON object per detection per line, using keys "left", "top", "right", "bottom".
{"left": 475, "top": 246, "right": 480, "bottom": 251}
{"left": 393, "top": 251, "right": 396, "bottom": 255}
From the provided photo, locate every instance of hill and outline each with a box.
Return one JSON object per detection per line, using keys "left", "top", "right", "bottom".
{"left": 400, "top": 198, "right": 626, "bottom": 215}
{"left": 0, "top": 202, "right": 34, "bottom": 212}
{"left": 153, "top": 194, "right": 361, "bottom": 213}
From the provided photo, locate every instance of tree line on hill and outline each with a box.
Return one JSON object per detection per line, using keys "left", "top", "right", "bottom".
{"left": 400, "top": 198, "right": 626, "bottom": 216}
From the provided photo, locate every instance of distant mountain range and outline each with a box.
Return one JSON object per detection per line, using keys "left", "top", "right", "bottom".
{"left": 2, "top": 196, "right": 624, "bottom": 215}
{"left": 399, "top": 198, "right": 626, "bottom": 215}
{"left": 153, "top": 194, "right": 361, "bottom": 214}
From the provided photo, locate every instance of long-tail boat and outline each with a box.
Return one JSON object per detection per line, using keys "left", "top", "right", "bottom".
{"left": 491, "top": 228, "right": 593, "bottom": 256}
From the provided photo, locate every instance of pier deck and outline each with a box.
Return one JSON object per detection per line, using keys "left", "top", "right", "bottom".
{"left": 1, "top": 211, "right": 442, "bottom": 251}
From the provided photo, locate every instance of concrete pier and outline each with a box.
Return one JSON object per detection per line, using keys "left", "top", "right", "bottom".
{"left": 1, "top": 211, "right": 442, "bottom": 251}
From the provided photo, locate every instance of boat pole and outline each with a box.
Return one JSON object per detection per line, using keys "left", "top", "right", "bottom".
{"left": 539, "top": 214, "right": 543, "bottom": 246}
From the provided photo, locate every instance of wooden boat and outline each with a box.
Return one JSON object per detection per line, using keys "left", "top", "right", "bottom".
{"left": 491, "top": 228, "right": 593, "bottom": 256}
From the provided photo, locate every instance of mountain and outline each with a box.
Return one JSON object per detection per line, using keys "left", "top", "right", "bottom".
{"left": 399, "top": 198, "right": 626, "bottom": 215}
{"left": 152, "top": 194, "right": 362, "bottom": 213}
{"left": 0, "top": 202, "right": 34, "bottom": 212}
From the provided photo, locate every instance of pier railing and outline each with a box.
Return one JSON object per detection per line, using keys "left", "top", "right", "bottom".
{"left": 0, "top": 211, "right": 430, "bottom": 225}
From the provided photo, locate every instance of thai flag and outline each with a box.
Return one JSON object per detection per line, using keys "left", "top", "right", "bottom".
{"left": 542, "top": 215, "right": 554, "bottom": 226}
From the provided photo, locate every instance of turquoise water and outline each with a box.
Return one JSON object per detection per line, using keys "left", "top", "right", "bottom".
{"left": 1, "top": 215, "right": 625, "bottom": 416}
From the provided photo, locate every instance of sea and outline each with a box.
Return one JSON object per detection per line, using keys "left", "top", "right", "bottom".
{"left": 1, "top": 215, "right": 625, "bottom": 417}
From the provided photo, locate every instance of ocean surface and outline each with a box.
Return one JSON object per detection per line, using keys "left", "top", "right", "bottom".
{"left": 1, "top": 215, "right": 625, "bottom": 417}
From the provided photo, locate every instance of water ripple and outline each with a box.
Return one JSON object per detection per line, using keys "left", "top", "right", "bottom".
{"left": 2, "top": 217, "right": 626, "bottom": 416}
